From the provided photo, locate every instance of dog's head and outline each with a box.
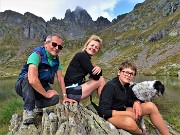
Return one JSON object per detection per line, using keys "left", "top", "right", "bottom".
{"left": 131, "top": 80, "right": 165, "bottom": 102}
{"left": 153, "top": 80, "right": 165, "bottom": 97}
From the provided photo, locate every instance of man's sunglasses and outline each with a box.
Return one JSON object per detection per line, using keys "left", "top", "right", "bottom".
{"left": 52, "top": 42, "right": 63, "bottom": 50}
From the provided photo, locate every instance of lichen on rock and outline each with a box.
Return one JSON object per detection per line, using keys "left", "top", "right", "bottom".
{"left": 7, "top": 102, "right": 131, "bottom": 135}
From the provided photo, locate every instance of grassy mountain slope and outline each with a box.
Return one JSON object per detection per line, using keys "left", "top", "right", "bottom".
{"left": 95, "top": 0, "right": 180, "bottom": 76}
{"left": 0, "top": 0, "right": 180, "bottom": 78}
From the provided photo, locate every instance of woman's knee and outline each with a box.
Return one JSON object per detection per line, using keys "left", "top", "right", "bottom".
{"left": 99, "top": 76, "right": 105, "bottom": 84}
{"left": 87, "top": 76, "right": 105, "bottom": 88}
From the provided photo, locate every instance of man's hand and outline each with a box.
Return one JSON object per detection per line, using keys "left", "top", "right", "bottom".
{"left": 46, "top": 90, "right": 59, "bottom": 98}
{"left": 62, "top": 96, "right": 77, "bottom": 103}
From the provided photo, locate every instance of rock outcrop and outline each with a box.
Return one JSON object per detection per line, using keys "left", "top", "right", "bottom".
{"left": 7, "top": 102, "right": 131, "bottom": 135}
{"left": 7, "top": 102, "right": 180, "bottom": 135}
{"left": 0, "top": 6, "right": 111, "bottom": 41}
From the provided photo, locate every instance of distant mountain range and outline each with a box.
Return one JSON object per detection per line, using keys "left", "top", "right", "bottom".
{"left": 0, "top": 0, "right": 180, "bottom": 77}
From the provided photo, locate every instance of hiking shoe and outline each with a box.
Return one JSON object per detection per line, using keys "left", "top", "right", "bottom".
{"left": 23, "top": 110, "right": 34, "bottom": 124}
{"left": 34, "top": 108, "right": 43, "bottom": 116}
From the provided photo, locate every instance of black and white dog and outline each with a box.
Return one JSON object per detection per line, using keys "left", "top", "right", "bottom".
{"left": 130, "top": 80, "right": 165, "bottom": 102}
{"left": 130, "top": 80, "right": 165, "bottom": 129}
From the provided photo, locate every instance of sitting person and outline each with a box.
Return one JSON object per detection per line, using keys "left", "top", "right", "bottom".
{"left": 98, "top": 61, "right": 170, "bottom": 135}
{"left": 15, "top": 34, "right": 75, "bottom": 124}
{"left": 64, "top": 35, "right": 105, "bottom": 102}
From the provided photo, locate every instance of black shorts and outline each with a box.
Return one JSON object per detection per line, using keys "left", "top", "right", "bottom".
{"left": 66, "top": 85, "right": 82, "bottom": 102}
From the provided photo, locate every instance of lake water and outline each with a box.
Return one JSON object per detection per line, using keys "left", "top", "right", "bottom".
{"left": 1, "top": 75, "right": 180, "bottom": 104}
{"left": 135, "top": 75, "right": 180, "bottom": 104}
{"left": 0, "top": 78, "right": 19, "bottom": 103}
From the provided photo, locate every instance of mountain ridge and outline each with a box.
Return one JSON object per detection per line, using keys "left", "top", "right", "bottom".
{"left": 0, "top": 0, "right": 180, "bottom": 77}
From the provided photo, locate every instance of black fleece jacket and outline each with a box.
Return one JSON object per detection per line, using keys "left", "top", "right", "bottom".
{"left": 64, "top": 51, "right": 102, "bottom": 86}
{"left": 99, "top": 77, "right": 138, "bottom": 120}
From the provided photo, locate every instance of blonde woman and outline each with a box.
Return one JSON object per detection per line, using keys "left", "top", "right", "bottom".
{"left": 63, "top": 35, "right": 105, "bottom": 102}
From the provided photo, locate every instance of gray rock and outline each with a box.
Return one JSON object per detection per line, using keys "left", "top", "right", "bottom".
{"left": 7, "top": 102, "right": 131, "bottom": 135}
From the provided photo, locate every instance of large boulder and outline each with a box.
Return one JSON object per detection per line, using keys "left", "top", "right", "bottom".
{"left": 7, "top": 102, "right": 131, "bottom": 135}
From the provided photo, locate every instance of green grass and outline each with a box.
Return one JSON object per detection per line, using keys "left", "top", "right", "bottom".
{"left": 155, "top": 97, "right": 180, "bottom": 133}
{"left": 163, "top": 104, "right": 180, "bottom": 132}
{"left": 0, "top": 98, "right": 23, "bottom": 135}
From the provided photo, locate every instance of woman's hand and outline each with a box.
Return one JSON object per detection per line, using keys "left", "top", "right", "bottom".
{"left": 92, "top": 66, "right": 101, "bottom": 75}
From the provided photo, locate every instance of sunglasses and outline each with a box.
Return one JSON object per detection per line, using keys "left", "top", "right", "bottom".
{"left": 51, "top": 42, "right": 63, "bottom": 50}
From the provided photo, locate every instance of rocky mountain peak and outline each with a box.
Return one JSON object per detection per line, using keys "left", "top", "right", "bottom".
{"left": 75, "top": 6, "right": 84, "bottom": 11}
{"left": 64, "top": 6, "right": 93, "bottom": 27}
{"left": 0, "top": 10, "right": 23, "bottom": 24}
{"left": 95, "top": 16, "right": 111, "bottom": 29}
{"left": 57, "top": 6, "right": 110, "bottom": 39}
{"left": 24, "top": 12, "right": 45, "bottom": 22}
{"left": 0, "top": 6, "right": 111, "bottom": 40}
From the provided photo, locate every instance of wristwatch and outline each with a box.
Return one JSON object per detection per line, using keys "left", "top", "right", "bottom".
{"left": 62, "top": 94, "right": 67, "bottom": 97}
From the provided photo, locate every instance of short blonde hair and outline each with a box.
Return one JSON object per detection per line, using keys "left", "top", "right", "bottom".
{"left": 83, "top": 35, "right": 102, "bottom": 51}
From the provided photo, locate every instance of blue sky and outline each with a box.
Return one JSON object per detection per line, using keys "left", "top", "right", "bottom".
{"left": 0, "top": 0, "right": 145, "bottom": 21}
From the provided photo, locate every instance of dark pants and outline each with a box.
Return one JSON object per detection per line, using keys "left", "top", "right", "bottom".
{"left": 66, "top": 85, "right": 82, "bottom": 102}
{"left": 15, "top": 75, "right": 59, "bottom": 110}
